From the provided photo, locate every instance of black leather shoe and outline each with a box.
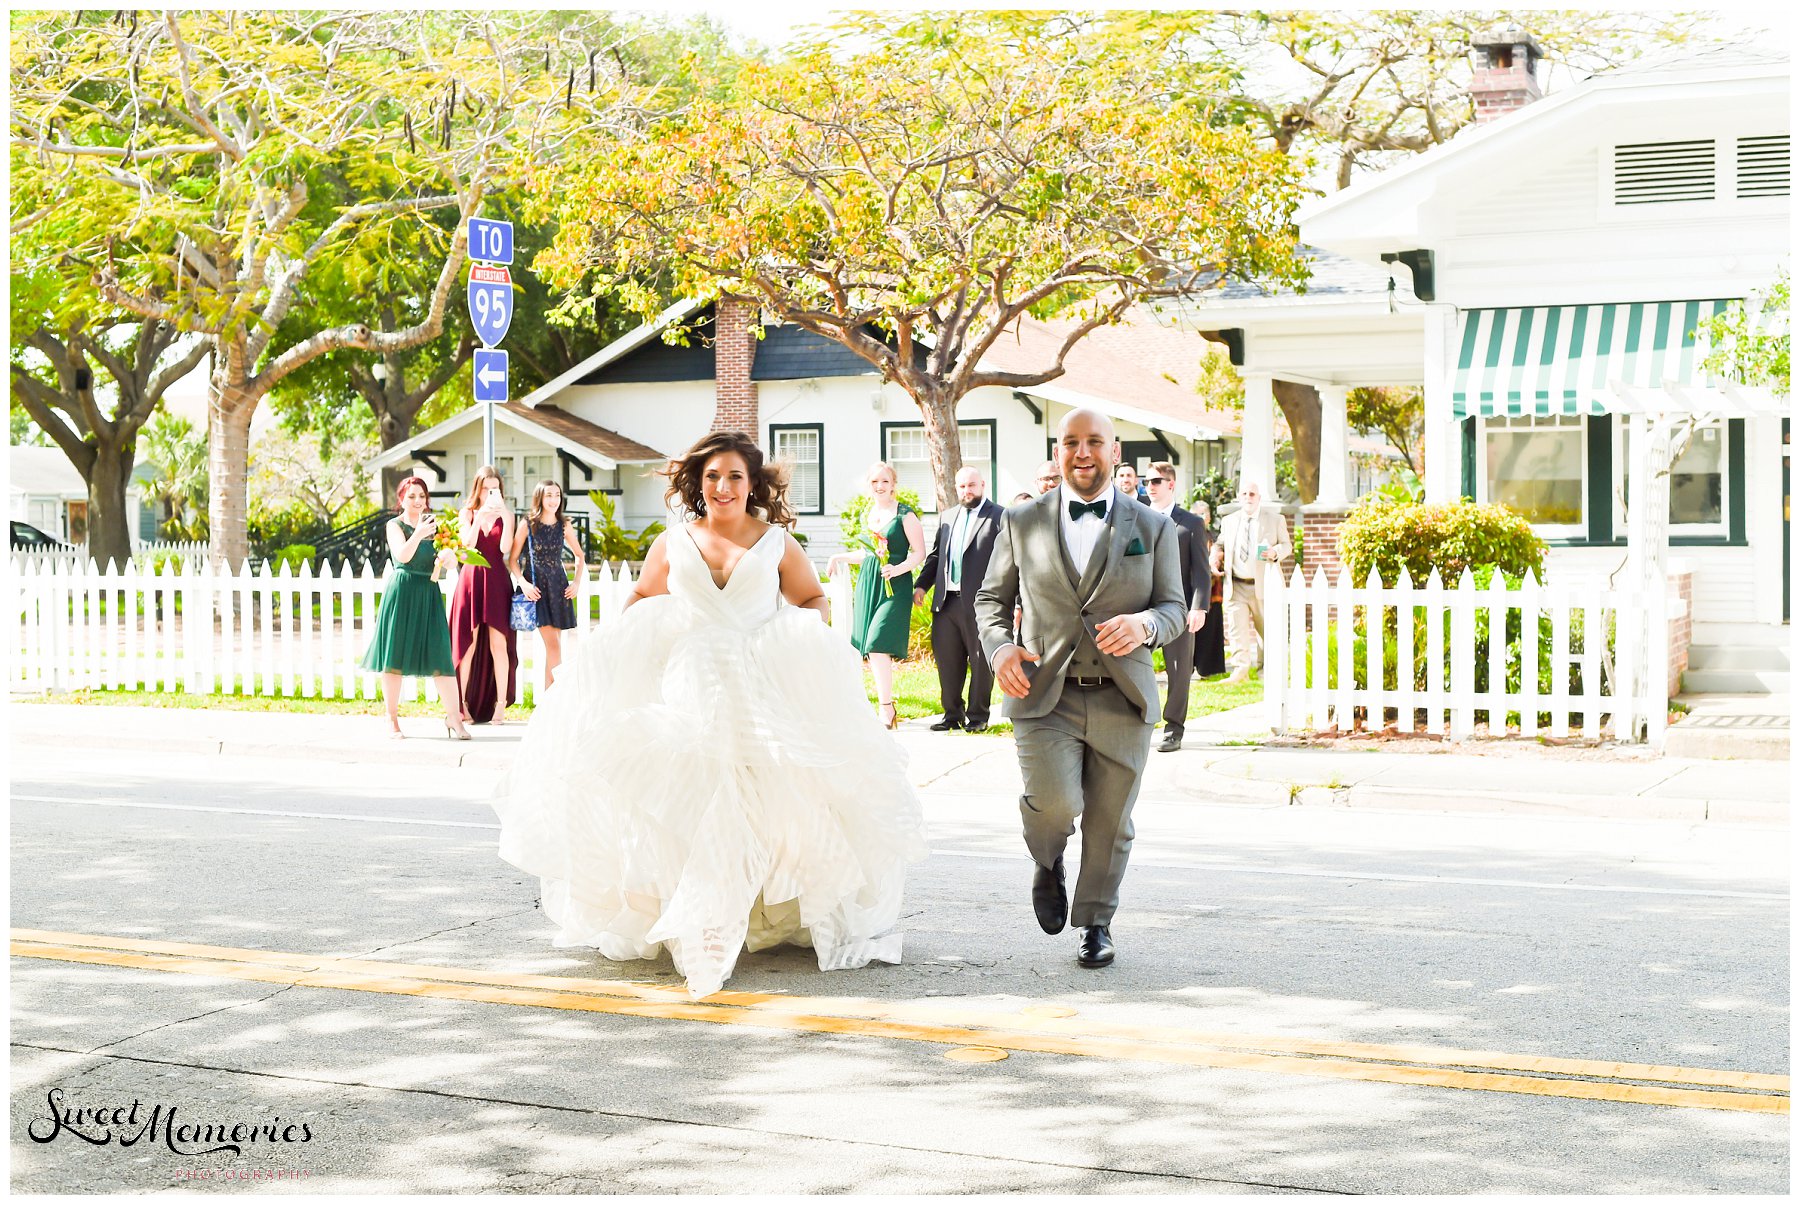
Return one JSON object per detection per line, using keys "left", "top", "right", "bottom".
{"left": 1032, "top": 858, "right": 1067, "bottom": 935}
{"left": 929, "top": 717, "right": 962, "bottom": 732}
{"left": 1077, "top": 925, "right": 1114, "bottom": 968}
{"left": 964, "top": 723, "right": 988, "bottom": 734}
{"left": 1157, "top": 730, "right": 1182, "bottom": 753}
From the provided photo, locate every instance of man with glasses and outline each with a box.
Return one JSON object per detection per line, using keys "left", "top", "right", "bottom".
{"left": 1143, "top": 462, "right": 1211, "bottom": 752}
{"left": 1033, "top": 461, "right": 1062, "bottom": 495}
{"left": 1210, "top": 479, "right": 1292, "bottom": 684}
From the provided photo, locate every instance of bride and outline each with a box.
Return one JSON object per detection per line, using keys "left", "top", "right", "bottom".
{"left": 493, "top": 430, "right": 927, "bottom": 999}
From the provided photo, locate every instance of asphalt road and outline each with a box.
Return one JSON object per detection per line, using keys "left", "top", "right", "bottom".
{"left": 9, "top": 741, "right": 1790, "bottom": 1194}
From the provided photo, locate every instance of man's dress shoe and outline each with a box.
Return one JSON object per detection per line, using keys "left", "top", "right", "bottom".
{"left": 1077, "top": 925, "right": 1114, "bottom": 968}
{"left": 929, "top": 717, "right": 962, "bottom": 732}
{"left": 1032, "top": 857, "right": 1068, "bottom": 935}
{"left": 1157, "top": 731, "right": 1182, "bottom": 753}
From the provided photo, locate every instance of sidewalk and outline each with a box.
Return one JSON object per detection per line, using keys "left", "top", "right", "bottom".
{"left": 7, "top": 700, "right": 1788, "bottom": 826}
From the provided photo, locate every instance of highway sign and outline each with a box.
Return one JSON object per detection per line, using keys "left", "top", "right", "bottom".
{"left": 468, "top": 217, "right": 514, "bottom": 265}
{"left": 473, "top": 349, "right": 508, "bottom": 403}
{"left": 468, "top": 264, "right": 513, "bottom": 348}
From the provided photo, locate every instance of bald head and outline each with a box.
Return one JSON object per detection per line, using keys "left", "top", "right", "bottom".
{"left": 1055, "top": 408, "right": 1119, "bottom": 501}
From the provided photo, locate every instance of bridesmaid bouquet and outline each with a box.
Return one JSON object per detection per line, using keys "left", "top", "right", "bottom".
{"left": 431, "top": 508, "right": 491, "bottom": 568}
{"left": 843, "top": 531, "right": 893, "bottom": 598}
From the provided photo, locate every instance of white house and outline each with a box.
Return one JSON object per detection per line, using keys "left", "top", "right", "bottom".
{"left": 370, "top": 299, "right": 1272, "bottom": 554}
{"left": 1164, "top": 36, "right": 1790, "bottom": 681}
{"left": 9, "top": 444, "right": 158, "bottom": 548}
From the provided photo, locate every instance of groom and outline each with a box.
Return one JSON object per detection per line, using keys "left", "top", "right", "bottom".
{"left": 975, "top": 409, "right": 1187, "bottom": 968}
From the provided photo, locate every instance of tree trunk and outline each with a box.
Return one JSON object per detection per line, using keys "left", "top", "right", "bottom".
{"left": 208, "top": 380, "right": 257, "bottom": 569}
{"left": 911, "top": 385, "right": 964, "bottom": 510}
{"left": 85, "top": 441, "right": 135, "bottom": 571}
{"left": 1272, "top": 379, "right": 1322, "bottom": 504}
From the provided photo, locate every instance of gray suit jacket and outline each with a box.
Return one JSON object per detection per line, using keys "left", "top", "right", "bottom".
{"left": 975, "top": 490, "right": 1187, "bottom": 723}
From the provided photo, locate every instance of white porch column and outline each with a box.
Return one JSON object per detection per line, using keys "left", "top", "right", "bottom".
{"left": 1239, "top": 373, "right": 1278, "bottom": 496}
{"left": 1421, "top": 304, "right": 1460, "bottom": 503}
{"left": 1316, "top": 384, "right": 1351, "bottom": 508}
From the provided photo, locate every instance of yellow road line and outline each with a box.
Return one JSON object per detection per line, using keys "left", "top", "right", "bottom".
{"left": 12, "top": 930, "right": 1788, "bottom": 1115}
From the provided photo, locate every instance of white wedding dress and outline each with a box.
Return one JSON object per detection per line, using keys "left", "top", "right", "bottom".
{"left": 492, "top": 523, "right": 927, "bottom": 998}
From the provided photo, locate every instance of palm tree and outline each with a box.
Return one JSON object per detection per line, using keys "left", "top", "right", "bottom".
{"left": 138, "top": 411, "right": 209, "bottom": 541}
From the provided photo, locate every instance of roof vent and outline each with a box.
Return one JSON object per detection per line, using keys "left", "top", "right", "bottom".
{"left": 1613, "top": 139, "right": 1715, "bottom": 205}
{"left": 1737, "top": 134, "right": 1790, "bottom": 198}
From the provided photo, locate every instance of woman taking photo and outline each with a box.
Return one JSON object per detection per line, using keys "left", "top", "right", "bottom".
{"left": 449, "top": 465, "right": 519, "bottom": 724}
{"left": 827, "top": 462, "right": 925, "bottom": 729}
{"left": 359, "top": 476, "right": 472, "bottom": 740}
{"left": 507, "top": 480, "right": 587, "bottom": 690}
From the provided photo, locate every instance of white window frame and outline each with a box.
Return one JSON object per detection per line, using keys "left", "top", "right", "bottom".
{"left": 1475, "top": 414, "right": 1588, "bottom": 540}
{"left": 880, "top": 420, "right": 996, "bottom": 512}
{"left": 770, "top": 424, "right": 825, "bottom": 515}
{"left": 1613, "top": 416, "right": 1731, "bottom": 540}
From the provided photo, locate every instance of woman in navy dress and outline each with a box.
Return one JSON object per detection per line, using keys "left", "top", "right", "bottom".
{"left": 507, "top": 480, "right": 587, "bottom": 690}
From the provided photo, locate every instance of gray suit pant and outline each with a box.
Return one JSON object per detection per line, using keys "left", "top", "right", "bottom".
{"left": 1014, "top": 682, "right": 1154, "bottom": 928}
{"left": 1160, "top": 630, "right": 1195, "bottom": 737}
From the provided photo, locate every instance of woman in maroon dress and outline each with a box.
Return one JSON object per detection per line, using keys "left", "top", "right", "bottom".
{"left": 450, "top": 465, "right": 519, "bottom": 724}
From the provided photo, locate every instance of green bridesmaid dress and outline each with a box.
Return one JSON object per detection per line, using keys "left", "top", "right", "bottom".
{"left": 360, "top": 520, "right": 457, "bottom": 677}
{"left": 851, "top": 502, "right": 914, "bottom": 658}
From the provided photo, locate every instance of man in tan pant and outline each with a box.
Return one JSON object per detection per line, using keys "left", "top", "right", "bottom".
{"left": 1209, "top": 481, "right": 1292, "bottom": 683}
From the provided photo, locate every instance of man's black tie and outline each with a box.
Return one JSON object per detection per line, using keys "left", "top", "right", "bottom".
{"left": 1067, "top": 498, "right": 1107, "bottom": 521}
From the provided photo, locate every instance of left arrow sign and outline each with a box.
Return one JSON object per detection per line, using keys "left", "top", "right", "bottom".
{"left": 473, "top": 349, "right": 508, "bottom": 403}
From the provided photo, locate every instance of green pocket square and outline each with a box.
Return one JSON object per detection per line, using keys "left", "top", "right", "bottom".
{"left": 1124, "top": 537, "right": 1147, "bottom": 556}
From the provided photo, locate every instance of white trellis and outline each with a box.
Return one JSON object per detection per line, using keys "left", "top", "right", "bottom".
{"left": 1265, "top": 566, "right": 1658, "bottom": 744}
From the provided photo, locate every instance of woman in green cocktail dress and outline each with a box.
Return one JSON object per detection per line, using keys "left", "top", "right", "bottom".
{"left": 360, "top": 476, "right": 472, "bottom": 740}
{"left": 829, "top": 462, "right": 925, "bottom": 730}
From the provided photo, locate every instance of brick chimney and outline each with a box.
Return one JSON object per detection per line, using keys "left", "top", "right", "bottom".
{"left": 711, "top": 296, "right": 760, "bottom": 435}
{"left": 1470, "top": 28, "right": 1544, "bottom": 124}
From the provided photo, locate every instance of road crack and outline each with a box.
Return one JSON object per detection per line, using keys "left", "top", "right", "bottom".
{"left": 81, "top": 984, "right": 300, "bottom": 1057}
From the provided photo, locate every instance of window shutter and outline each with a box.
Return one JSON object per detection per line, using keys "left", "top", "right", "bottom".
{"left": 1737, "top": 134, "right": 1790, "bottom": 198}
{"left": 1612, "top": 139, "right": 1715, "bottom": 205}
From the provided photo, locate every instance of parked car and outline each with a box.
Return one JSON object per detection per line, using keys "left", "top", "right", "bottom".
{"left": 10, "top": 520, "right": 71, "bottom": 551}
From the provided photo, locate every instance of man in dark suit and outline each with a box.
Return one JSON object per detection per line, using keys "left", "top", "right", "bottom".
{"left": 915, "top": 466, "right": 1006, "bottom": 732}
{"left": 1143, "top": 461, "right": 1212, "bottom": 752}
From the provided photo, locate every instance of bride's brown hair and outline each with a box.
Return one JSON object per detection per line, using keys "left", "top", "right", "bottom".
{"left": 662, "top": 431, "right": 795, "bottom": 527}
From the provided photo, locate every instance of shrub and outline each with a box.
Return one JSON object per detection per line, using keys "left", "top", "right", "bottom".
{"left": 273, "top": 544, "right": 316, "bottom": 573}
{"left": 1338, "top": 497, "right": 1546, "bottom": 587}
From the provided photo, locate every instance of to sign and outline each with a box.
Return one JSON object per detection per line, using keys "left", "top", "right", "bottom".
{"left": 473, "top": 349, "right": 508, "bottom": 403}
{"left": 467, "top": 264, "right": 513, "bottom": 348}
{"left": 468, "top": 217, "right": 514, "bottom": 265}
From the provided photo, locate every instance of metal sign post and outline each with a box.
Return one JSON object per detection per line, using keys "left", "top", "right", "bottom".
{"left": 465, "top": 217, "right": 515, "bottom": 469}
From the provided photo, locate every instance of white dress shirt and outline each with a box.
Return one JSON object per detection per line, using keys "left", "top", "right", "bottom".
{"left": 1150, "top": 499, "right": 1175, "bottom": 517}
{"left": 1058, "top": 483, "right": 1117, "bottom": 576}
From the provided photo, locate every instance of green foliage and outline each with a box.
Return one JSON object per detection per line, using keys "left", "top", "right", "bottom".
{"left": 1347, "top": 386, "right": 1424, "bottom": 475}
{"left": 248, "top": 500, "right": 325, "bottom": 563}
{"left": 1194, "top": 347, "right": 1243, "bottom": 413}
{"left": 1697, "top": 274, "right": 1789, "bottom": 397}
{"left": 586, "top": 491, "right": 665, "bottom": 562}
{"left": 1338, "top": 497, "right": 1547, "bottom": 588}
{"left": 273, "top": 544, "right": 318, "bottom": 573}
{"left": 838, "top": 490, "right": 927, "bottom": 543}
{"left": 1186, "top": 470, "right": 1235, "bottom": 525}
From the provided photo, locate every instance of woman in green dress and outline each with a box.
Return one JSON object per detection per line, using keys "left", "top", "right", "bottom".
{"left": 829, "top": 462, "right": 926, "bottom": 729}
{"left": 360, "top": 476, "right": 472, "bottom": 741}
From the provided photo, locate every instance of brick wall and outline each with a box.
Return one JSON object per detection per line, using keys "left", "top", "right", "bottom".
{"left": 1297, "top": 508, "right": 1348, "bottom": 585}
{"left": 1668, "top": 567, "right": 1694, "bottom": 697}
{"left": 711, "top": 296, "right": 760, "bottom": 435}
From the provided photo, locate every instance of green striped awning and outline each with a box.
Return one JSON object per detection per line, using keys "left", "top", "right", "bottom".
{"left": 1451, "top": 300, "right": 1736, "bottom": 418}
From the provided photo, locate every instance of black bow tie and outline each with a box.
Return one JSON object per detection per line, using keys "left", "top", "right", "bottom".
{"left": 1068, "top": 498, "right": 1107, "bottom": 521}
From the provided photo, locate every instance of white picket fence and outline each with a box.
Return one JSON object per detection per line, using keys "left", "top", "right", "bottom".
{"left": 14, "top": 540, "right": 211, "bottom": 572}
{"left": 1264, "top": 567, "right": 1670, "bottom": 745}
{"left": 11, "top": 555, "right": 858, "bottom": 704}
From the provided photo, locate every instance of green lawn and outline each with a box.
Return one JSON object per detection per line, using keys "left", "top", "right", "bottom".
{"left": 867, "top": 659, "right": 1263, "bottom": 735}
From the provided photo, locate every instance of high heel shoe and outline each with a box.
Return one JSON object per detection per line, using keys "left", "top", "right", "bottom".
{"left": 386, "top": 724, "right": 404, "bottom": 740}
{"left": 444, "top": 719, "right": 472, "bottom": 741}
{"left": 880, "top": 701, "right": 898, "bottom": 730}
